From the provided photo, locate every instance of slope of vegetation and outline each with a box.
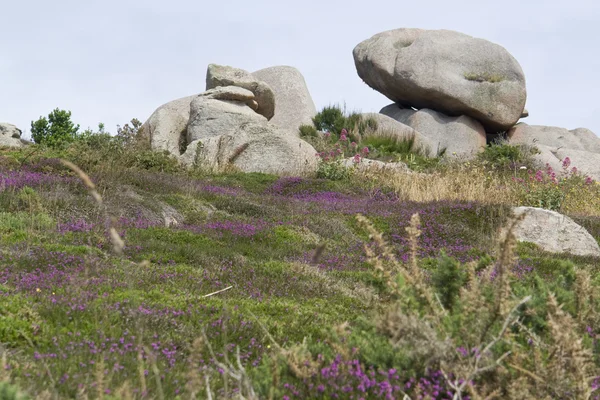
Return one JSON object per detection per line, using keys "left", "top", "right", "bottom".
{"left": 0, "top": 115, "right": 599, "bottom": 399}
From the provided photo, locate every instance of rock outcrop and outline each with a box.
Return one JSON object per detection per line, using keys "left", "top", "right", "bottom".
{"left": 187, "top": 87, "right": 267, "bottom": 143}
{"left": 508, "top": 124, "right": 600, "bottom": 180}
{"left": 511, "top": 207, "right": 600, "bottom": 257}
{"left": 206, "top": 64, "right": 275, "bottom": 120}
{"left": 381, "top": 105, "right": 487, "bottom": 159}
{"left": 252, "top": 66, "right": 317, "bottom": 135}
{"left": 353, "top": 28, "right": 527, "bottom": 132}
{"left": 141, "top": 64, "right": 318, "bottom": 176}
{"left": 0, "top": 123, "right": 24, "bottom": 148}
{"left": 180, "top": 123, "right": 318, "bottom": 176}
{"left": 141, "top": 95, "right": 196, "bottom": 155}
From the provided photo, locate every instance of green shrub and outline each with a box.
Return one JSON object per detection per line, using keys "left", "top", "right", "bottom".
{"left": 316, "top": 159, "right": 354, "bottom": 180}
{"left": 427, "top": 252, "right": 468, "bottom": 311}
{"left": 0, "top": 382, "right": 30, "bottom": 400}
{"left": 521, "top": 185, "right": 565, "bottom": 211}
{"left": 31, "top": 108, "right": 80, "bottom": 148}
{"left": 478, "top": 141, "right": 537, "bottom": 170}
{"left": 362, "top": 135, "right": 419, "bottom": 160}
{"left": 312, "top": 105, "right": 347, "bottom": 135}
{"left": 299, "top": 125, "right": 318, "bottom": 138}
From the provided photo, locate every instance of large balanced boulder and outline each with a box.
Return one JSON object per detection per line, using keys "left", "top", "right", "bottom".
{"left": 0, "top": 123, "right": 24, "bottom": 148}
{"left": 511, "top": 207, "right": 600, "bottom": 257}
{"left": 206, "top": 64, "right": 275, "bottom": 120}
{"left": 353, "top": 28, "right": 527, "bottom": 132}
{"left": 381, "top": 105, "right": 487, "bottom": 159}
{"left": 508, "top": 124, "right": 600, "bottom": 180}
{"left": 252, "top": 66, "right": 317, "bottom": 135}
{"left": 187, "top": 86, "right": 267, "bottom": 143}
{"left": 141, "top": 95, "right": 196, "bottom": 155}
{"left": 180, "top": 123, "right": 318, "bottom": 176}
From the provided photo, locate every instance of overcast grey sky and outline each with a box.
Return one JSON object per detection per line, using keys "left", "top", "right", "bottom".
{"left": 1, "top": 0, "right": 599, "bottom": 139}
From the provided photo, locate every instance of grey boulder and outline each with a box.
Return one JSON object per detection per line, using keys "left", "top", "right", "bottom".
{"left": 353, "top": 28, "right": 527, "bottom": 132}
{"left": 252, "top": 66, "right": 317, "bottom": 135}
{"left": 0, "top": 123, "right": 24, "bottom": 148}
{"left": 381, "top": 105, "right": 487, "bottom": 159}
{"left": 180, "top": 123, "right": 318, "bottom": 176}
{"left": 341, "top": 157, "right": 411, "bottom": 174}
{"left": 508, "top": 123, "right": 600, "bottom": 153}
{"left": 141, "top": 95, "right": 197, "bottom": 155}
{"left": 508, "top": 124, "right": 600, "bottom": 180}
{"left": 511, "top": 207, "right": 600, "bottom": 257}
{"left": 206, "top": 64, "right": 275, "bottom": 120}
{"left": 187, "top": 89, "right": 268, "bottom": 143}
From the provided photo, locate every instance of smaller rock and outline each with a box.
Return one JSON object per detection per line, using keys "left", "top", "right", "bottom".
{"left": 187, "top": 95, "right": 267, "bottom": 143}
{"left": 0, "top": 123, "right": 24, "bottom": 148}
{"left": 252, "top": 66, "right": 317, "bottom": 135}
{"left": 201, "top": 85, "right": 255, "bottom": 102}
{"left": 181, "top": 123, "right": 318, "bottom": 176}
{"left": 341, "top": 157, "right": 411, "bottom": 173}
{"left": 510, "top": 207, "right": 600, "bottom": 257}
{"left": 508, "top": 124, "right": 600, "bottom": 153}
{"left": 381, "top": 105, "right": 487, "bottom": 159}
{"left": 141, "top": 95, "right": 197, "bottom": 155}
{"left": 520, "top": 109, "right": 529, "bottom": 118}
{"left": 206, "top": 64, "right": 275, "bottom": 120}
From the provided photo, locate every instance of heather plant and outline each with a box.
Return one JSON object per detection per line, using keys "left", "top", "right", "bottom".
{"left": 0, "top": 143, "right": 599, "bottom": 398}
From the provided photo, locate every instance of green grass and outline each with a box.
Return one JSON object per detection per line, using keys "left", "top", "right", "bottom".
{"left": 0, "top": 141, "right": 599, "bottom": 398}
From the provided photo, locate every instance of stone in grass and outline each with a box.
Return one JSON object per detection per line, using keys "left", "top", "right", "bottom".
{"left": 510, "top": 207, "right": 600, "bottom": 257}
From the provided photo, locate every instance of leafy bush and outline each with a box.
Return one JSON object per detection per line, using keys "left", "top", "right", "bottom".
{"left": 0, "top": 382, "right": 29, "bottom": 400}
{"left": 316, "top": 159, "right": 354, "bottom": 180}
{"left": 31, "top": 108, "right": 81, "bottom": 148}
{"left": 312, "top": 105, "right": 347, "bottom": 135}
{"left": 427, "top": 252, "right": 468, "bottom": 311}
{"left": 299, "top": 124, "right": 318, "bottom": 138}
{"left": 478, "top": 140, "right": 537, "bottom": 170}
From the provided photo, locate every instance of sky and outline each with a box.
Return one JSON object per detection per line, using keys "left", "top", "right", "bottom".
{"left": 1, "top": 0, "right": 599, "bottom": 140}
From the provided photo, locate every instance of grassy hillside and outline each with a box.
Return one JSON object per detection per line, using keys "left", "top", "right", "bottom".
{"left": 0, "top": 130, "right": 599, "bottom": 399}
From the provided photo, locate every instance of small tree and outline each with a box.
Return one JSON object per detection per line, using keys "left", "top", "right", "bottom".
{"left": 31, "top": 108, "right": 80, "bottom": 147}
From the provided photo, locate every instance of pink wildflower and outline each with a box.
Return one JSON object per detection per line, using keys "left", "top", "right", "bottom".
{"left": 341, "top": 128, "right": 348, "bottom": 135}
{"left": 361, "top": 147, "right": 369, "bottom": 155}
{"left": 340, "top": 134, "right": 347, "bottom": 142}
{"left": 350, "top": 141, "right": 357, "bottom": 148}
{"left": 353, "top": 154, "right": 361, "bottom": 164}
{"left": 562, "top": 157, "right": 571, "bottom": 169}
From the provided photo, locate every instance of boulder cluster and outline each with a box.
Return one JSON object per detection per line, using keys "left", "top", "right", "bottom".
{"left": 140, "top": 64, "right": 319, "bottom": 176}
{"left": 1, "top": 28, "right": 599, "bottom": 180}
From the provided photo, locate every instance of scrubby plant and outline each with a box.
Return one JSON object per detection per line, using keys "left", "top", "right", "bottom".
{"left": 31, "top": 108, "right": 81, "bottom": 147}
{"left": 299, "top": 124, "right": 318, "bottom": 138}
{"left": 477, "top": 140, "right": 537, "bottom": 171}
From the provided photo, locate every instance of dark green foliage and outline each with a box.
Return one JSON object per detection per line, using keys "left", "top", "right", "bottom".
{"left": 30, "top": 108, "right": 80, "bottom": 147}
{"left": 478, "top": 141, "right": 537, "bottom": 170}
{"left": 0, "top": 382, "right": 29, "bottom": 400}
{"left": 316, "top": 159, "right": 353, "bottom": 180}
{"left": 521, "top": 185, "right": 565, "bottom": 211}
{"left": 299, "top": 124, "right": 318, "bottom": 137}
{"left": 428, "top": 252, "right": 468, "bottom": 311}
{"left": 312, "top": 105, "right": 347, "bottom": 135}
